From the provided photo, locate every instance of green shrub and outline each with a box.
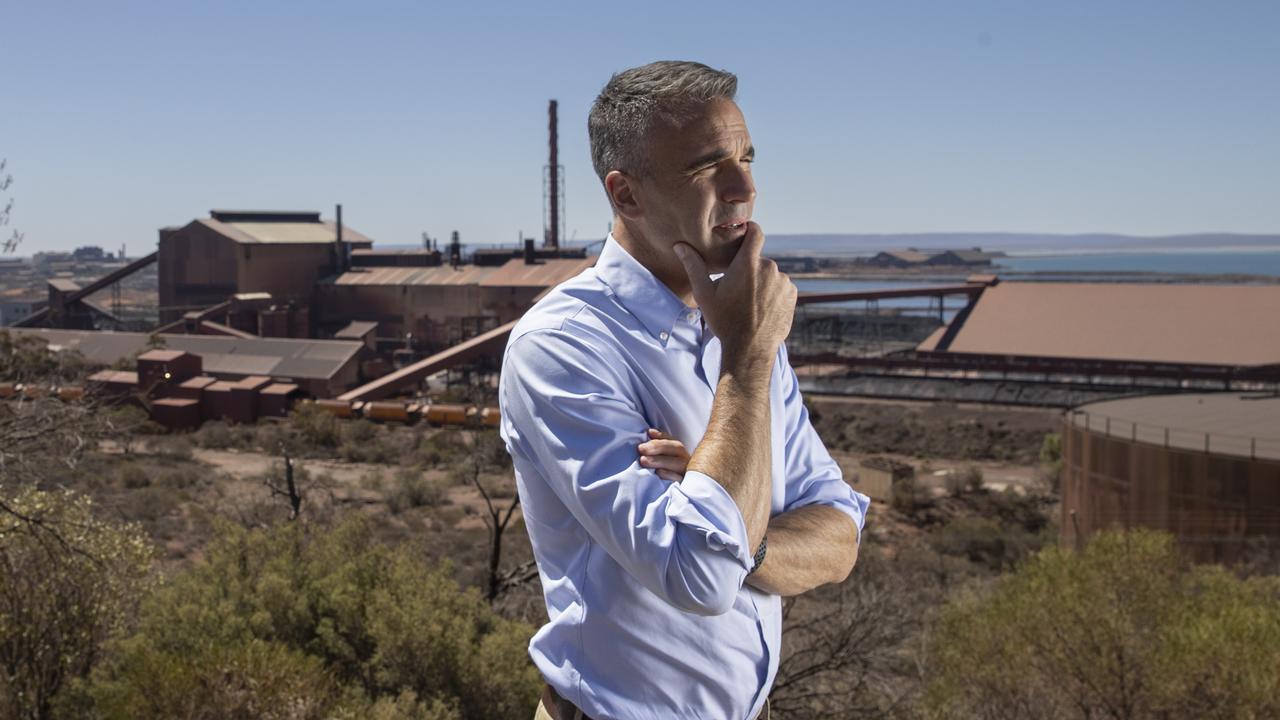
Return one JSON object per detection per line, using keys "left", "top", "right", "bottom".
{"left": 343, "top": 419, "right": 378, "bottom": 446}
{"left": 945, "top": 465, "right": 984, "bottom": 496}
{"left": 928, "top": 516, "right": 1039, "bottom": 572}
{"left": 388, "top": 469, "right": 447, "bottom": 513}
{"left": 417, "top": 430, "right": 466, "bottom": 468}
{"left": 158, "top": 466, "right": 201, "bottom": 490}
{"left": 194, "top": 420, "right": 235, "bottom": 449}
{"left": 85, "top": 637, "right": 342, "bottom": 720}
{"left": 889, "top": 471, "right": 918, "bottom": 514}
{"left": 1039, "top": 432, "right": 1062, "bottom": 492}
{"left": 125, "top": 486, "right": 180, "bottom": 525}
{"left": 117, "top": 464, "right": 151, "bottom": 489}
{"left": 290, "top": 402, "right": 341, "bottom": 449}
{"left": 82, "top": 518, "right": 540, "bottom": 719}
{"left": 927, "top": 529, "right": 1280, "bottom": 719}
{"left": 0, "top": 487, "right": 155, "bottom": 719}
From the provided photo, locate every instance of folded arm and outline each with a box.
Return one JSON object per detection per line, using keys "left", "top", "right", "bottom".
{"left": 636, "top": 352, "right": 866, "bottom": 598}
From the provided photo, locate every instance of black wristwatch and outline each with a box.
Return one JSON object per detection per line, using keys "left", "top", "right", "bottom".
{"left": 748, "top": 535, "right": 767, "bottom": 574}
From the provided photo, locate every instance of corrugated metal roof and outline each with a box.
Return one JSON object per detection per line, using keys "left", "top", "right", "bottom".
{"left": 196, "top": 218, "right": 374, "bottom": 245}
{"left": 331, "top": 265, "right": 497, "bottom": 286}
{"left": 479, "top": 258, "right": 595, "bottom": 287}
{"left": 8, "top": 328, "right": 363, "bottom": 380}
{"left": 918, "top": 282, "right": 1280, "bottom": 367}
{"left": 328, "top": 257, "right": 594, "bottom": 289}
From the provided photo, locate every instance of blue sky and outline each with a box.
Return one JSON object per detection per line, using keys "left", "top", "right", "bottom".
{"left": 3, "top": 0, "right": 1278, "bottom": 254}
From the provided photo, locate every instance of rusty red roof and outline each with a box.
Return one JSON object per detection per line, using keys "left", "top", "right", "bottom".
{"left": 919, "top": 281, "right": 1280, "bottom": 367}
{"left": 331, "top": 257, "right": 592, "bottom": 289}
{"left": 479, "top": 258, "right": 595, "bottom": 287}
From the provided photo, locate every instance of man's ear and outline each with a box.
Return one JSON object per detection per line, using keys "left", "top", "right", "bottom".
{"left": 604, "top": 170, "right": 643, "bottom": 221}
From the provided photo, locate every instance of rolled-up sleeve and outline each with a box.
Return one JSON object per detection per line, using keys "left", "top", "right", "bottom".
{"left": 501, "top": 328, "right": 752, "bottom": 615}
{"left": 778, "top": 345, "right": 870, "bottom": 538}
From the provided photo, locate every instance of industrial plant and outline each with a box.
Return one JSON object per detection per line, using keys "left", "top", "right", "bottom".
{"left": 2, "top": 99, "right": 1279, "bottom": 566}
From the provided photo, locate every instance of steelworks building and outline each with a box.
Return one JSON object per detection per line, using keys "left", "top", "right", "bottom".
{"left": 917, "top": 280, "right": 1280, "bottom": 562}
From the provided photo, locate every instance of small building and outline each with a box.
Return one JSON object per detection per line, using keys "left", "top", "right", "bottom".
{"left": 867, "top": 250, "right": 932, "bottom": 268}
{"left": 136, "top": 349, "right": 202, "bottom": 390}
{"left": 773, "top": 256, "right": 818, "bottom": 274}
{"left": 0, "top": 258, "right": 31, "bottom": 275}
{"left": 923, "top": 249, "right": 998, "bottom": 267}
{"left": 0, "top": 292, "right": 47, "bottom": 326}
{"left": 856, "top": 457, "right": 916, "bottom": 502}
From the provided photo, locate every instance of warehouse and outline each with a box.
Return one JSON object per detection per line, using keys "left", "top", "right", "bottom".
{"left": 158, "top": 209, "right": 373, "bottom": 325}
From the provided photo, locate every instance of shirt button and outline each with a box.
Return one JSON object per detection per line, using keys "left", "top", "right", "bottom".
{"left": 659, "top": 331, "right": 669, "bottom": 342}
{"left": 686, "top": 312, "right": 698, "bottom": 323}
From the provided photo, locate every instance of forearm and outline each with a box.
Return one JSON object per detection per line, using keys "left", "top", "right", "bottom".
{"left": 745, "top": 504, "right": 860, "bottom": 596}
{"left": 687, "top": 353, "right": 775, "bottom": 550}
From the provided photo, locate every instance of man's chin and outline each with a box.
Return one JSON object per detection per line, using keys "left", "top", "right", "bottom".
{"left": 704, "top": 236, "right": 745, "bottom": 273}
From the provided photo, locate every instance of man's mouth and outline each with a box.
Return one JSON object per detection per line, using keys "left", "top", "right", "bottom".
{"left": 714, "top": 220, "right": 747, "bottom": 232}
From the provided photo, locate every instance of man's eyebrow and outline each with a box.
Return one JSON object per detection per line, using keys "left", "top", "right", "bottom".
{"left": 684, "top": 145, "right": 755, "bottom": 171}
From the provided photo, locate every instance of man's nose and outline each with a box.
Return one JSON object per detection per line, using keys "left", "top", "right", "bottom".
{"left": 719, "top": 162, "right": 756, "bottom": 204}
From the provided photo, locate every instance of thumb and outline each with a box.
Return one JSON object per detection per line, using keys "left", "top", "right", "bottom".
{"left": 673, "top": 243, "right": 714, "bottom": 307}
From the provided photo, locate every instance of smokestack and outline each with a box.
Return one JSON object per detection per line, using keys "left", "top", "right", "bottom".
{"left": 524, "top": 238, "right": 536, "bottom": 265}
{"left": 546, "top": 99, "right": 560, "bottom": 251}
{"left": 449, "top": 230, "right": 462, "bottom": 268}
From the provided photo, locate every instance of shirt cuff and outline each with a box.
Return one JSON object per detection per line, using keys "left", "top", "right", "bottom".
{"left": 665, "top": 470, "right": 754, "bottom": 571}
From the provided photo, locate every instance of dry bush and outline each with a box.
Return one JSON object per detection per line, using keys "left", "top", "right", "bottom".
{"left": 388, "top": 469, "right": 447, "bottom": 513}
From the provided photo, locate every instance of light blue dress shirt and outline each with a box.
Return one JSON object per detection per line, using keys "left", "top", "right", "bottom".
{"left": 499, "top": 237, "right": 869, "bottom": 720}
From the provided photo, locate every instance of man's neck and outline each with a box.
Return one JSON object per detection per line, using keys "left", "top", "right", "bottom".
{"left": 611, "top": 222, "right": 696, "bottom": 307}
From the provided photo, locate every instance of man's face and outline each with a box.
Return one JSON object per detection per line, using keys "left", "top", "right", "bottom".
{"left": 631, "top": 97, "right": 756, "bottom": 273}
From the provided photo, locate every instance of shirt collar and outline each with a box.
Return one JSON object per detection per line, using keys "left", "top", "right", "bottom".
{"left": 596, "top": 234, "right": 691, "bottom": 343}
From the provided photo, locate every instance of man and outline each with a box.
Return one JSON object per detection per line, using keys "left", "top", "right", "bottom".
{"left": 499, "top": 61, "right": 869, "bottom": 720}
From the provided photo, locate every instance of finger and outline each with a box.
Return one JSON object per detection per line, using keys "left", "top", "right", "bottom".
{"left": 673, "top": 243, "right": 714, "bottom": 308}
{"left": 657, "top": 470, "right": 683, "bottom": 483}
{"left": 639, "top": 455, "right": 690, "bottom": 472}
{"left": 727, "top": 222, "right": 766, "bottom": 275}
{"left": 638, "top": 439, "right": 690, "bottom": 458}
{"left": 647, "top": 428, "right": 671, "bottom": 440}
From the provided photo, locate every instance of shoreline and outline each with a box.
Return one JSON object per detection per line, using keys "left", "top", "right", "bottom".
{"left": 791, "top": 268, "right": 1280, "bottom": 284}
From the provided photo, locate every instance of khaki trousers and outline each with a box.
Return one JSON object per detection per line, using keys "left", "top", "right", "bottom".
{"left": 533, "top": 698, "right": 560, "bottom": 720}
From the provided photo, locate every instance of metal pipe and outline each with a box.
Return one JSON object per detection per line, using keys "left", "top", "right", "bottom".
{"left": 336, "top": 203, "right": 345, "bottom": 272}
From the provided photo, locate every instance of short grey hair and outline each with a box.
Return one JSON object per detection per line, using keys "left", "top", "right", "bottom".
{"left": 588, "top": 60, "right": 738, "bottom": 183}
